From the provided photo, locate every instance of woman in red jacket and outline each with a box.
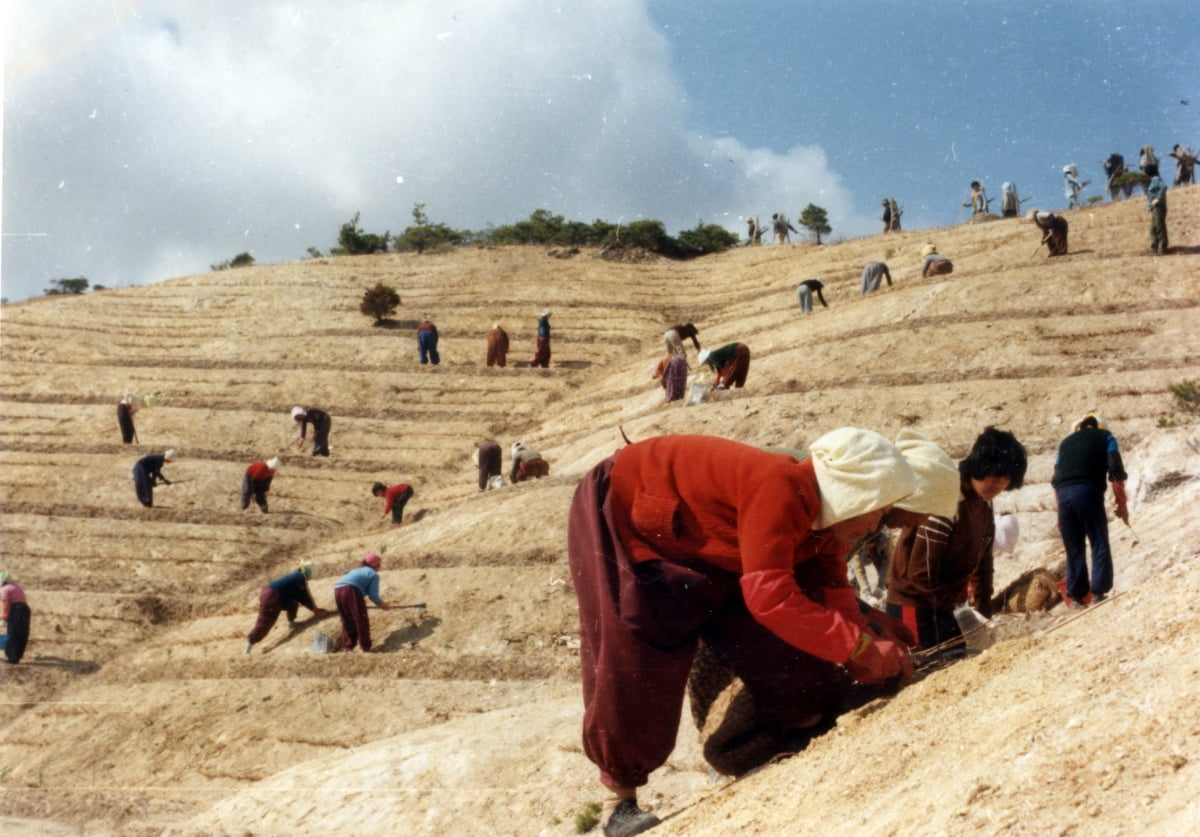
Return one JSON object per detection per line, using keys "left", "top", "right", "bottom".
{"left": 568, "top": 428, "right": 920, "bottom": 836}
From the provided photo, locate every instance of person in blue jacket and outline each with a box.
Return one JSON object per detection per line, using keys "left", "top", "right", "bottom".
{"left": 244, "top": 563, "right": 328, "bottom": 654}
{"left": 333, "top": 553, "right": 392, "bottom": 652}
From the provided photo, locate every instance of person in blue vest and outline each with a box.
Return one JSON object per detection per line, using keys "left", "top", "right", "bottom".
{"left": 333, "top": 554, "right": 392, "bottom": 652}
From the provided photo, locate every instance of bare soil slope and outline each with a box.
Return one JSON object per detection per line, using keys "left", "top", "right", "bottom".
{"left": 2, "top": 189, "right": 1199, "bottom": 836}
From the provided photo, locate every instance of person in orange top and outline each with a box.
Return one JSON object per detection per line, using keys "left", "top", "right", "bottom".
{"left": 567, "top": 428, "right": 919, "bottom": 836}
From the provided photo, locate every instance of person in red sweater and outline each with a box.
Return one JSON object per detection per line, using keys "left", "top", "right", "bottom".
{"left": 241, "top": 457, "right": 279, "bottom": 513}
{"left": 567, "top": 428, "right": 920, "bottom": 836}
{"left": 372, "top": 481, "right": 414, "bottom": 525}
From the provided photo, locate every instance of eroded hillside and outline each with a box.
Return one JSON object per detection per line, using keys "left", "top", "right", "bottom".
{"left": 2, "top": 188, "right": 1199, "bottom": 835}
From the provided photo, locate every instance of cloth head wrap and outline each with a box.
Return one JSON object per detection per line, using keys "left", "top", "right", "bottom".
{"left": 893, "top": 429, "right": 961, "bottom": 518}
{"left": 809, "top": 427, "right": 917, "bottom": 527}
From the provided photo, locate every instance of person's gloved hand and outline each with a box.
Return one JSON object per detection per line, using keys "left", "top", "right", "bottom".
{"left": 844, "top": 631, "right": 912, "bottom": 686}
{"left": 1112, "top": 480, "right": 1129, "bottom": 524}
{"left": 864, "top": 607, "right": 917, "bottom": 649}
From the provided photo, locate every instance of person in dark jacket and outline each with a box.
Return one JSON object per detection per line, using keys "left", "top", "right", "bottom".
{"left": 117, "top": 393, "right": 155, "bottom": 444}
{"left": 531, "top": 309, "right": 552, "bottom": 368}
{"left": 663, "top": 323, "right": 701, "bottom": 357}
{"left": 1053, "top": 414, "right": 1128, "bottom": 605}
{"left": 886, "top": 427, "right": 1027, "bottom": 650}
{"left": 133, "top": 450, "right": 175, "bottom": 508}
{"left": 417, "top": 317, "right": 440, "bottom": 365}
{"left": 476, "top": 440, "right": 503, "bottom": 490}
{"left": 292, "top": 406, "right": 331, "bottom": 457}
{"left": 698, "top": 343, "right": 751, "bottom": 390}
{"left": 241, "top": 457, "right": 279, "bottom": 513}
{"left": 1030, "top": 210, "right": 1069, "bottom": 257}
{"left": 797, "top": 279, "right": 829, "bottom": 314}
{"left": 1, "top": 570, "right": 31, "bottom": 664}
{"left": 244, "top": 563, "right": 328, "bottom": 653}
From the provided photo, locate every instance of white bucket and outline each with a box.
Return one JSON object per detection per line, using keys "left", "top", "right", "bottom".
{"left": 311, "top": 631, "right": 332, "bottom": 653}
{"left": 684, "top": 381, "right": 711, "bottom": 407}
{"left": 488, "top": 475, "right": 505, "bottom": 490}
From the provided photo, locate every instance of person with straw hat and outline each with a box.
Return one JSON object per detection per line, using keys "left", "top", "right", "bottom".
{"left": 567, "top": 428, "right": 921, "bottom": 836}
{"left": 244, "top": 562, "right": 327, "bottom": 654}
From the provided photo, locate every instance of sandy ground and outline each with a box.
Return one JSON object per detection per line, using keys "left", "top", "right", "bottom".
{"left": 1, "top": 186, "right": 1199, "bottom": 835}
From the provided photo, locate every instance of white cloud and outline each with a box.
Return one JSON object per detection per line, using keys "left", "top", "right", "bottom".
{"left": 3, "top": 0, "right": 872, "bottom": 301}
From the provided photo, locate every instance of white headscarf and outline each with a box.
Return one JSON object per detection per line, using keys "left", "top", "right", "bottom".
{"left": 893, "top": 429, "right": 961, "bottom": 519}
{"left": 809, "top": 428, "right": 917, "bottom": 527}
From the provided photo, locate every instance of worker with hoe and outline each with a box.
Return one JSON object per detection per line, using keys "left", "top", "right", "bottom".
{"left": 133, "top": 449, "right": 175, "bottom": 508}
{"left": 292, "top": 405, "right": 331, "bottom": 457}
{"left": 333, "top": 553, "right": 392, "bottom": 652}
{"left": 567, "top": 428, "right": 920, "bottom": 836}
{"left": 244, "top": 562, "right": 328, "bottom": 654}
{"left": 1053, "top": 413, "right": 1128, "bottom": 606}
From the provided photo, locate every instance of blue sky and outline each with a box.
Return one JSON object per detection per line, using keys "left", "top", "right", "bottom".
{"left": 2, "top": 1, "right": 1197, "bottom": 302}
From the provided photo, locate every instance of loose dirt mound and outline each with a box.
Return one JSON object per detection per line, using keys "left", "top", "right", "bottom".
{"left": 2, "top": 188, "right": 1199, "bottom": 835}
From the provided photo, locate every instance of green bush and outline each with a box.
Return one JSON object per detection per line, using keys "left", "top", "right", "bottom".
{"left": 574, "top": 802, "right": 601, "bottom": 833}
{"left": 333, "top": 212, "right": 390, "bottom": 255}
{"left": 799, "top": 203, "right": 832, "bottom": 244}
{"left": 44, "top": 277, "right": 89, "bottom": 295}
{"left": 1168, "top": 380, "right": 1200, "bottom": 415}
{"left": 211, "top": 252, "right": 255, "bottom": 271}
{"left": 392, "top": 203, "right": 465, "bottom": 254}
{"left": 604, "top": 219, "right": 670, "bottom": 252}
{"left": 676, "top": 221, "right": 739, "bottom": 256}
{"left": 360, "top": 282, "right": 401, "bottom": 323}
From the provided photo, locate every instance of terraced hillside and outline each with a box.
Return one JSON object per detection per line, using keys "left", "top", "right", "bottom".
{"left": 2, "top": 187, "right": 1199, "bottom": 836}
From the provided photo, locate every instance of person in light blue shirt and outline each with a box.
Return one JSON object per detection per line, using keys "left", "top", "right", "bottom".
{"left": 333, "top": 554, "right": 391, "bottom": 652}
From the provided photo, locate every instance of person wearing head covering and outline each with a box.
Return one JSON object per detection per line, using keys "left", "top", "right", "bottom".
{"left": 333, "top": 554, "right": 391, "bottom": 652}
{"left": 373, "top": 481, "right": 414, "bottom": 524}
{"left": 797, "top": 279, "right": 829, "bottom": 314}
{"left": 1063, "top": 163, "right": 1088, "bottom": 209}
{"left": 531, "top": 309, "right": 552, "bottom": 368}
{"left": 1, "top": 570, "right": 31, "bottom": 664}
{"left": 132, "top": 450, "right": 175, "bottom": 508}
{"left": 1000, "top": 182, "right": 1023, "bottom": 217}
{"left": 887, "top": 427, "right": 1028, "bottom": 649}
{"left": 1029, "top": 210, "right": 1069, "bottom": 257}
{"left": 920, "top": 244, "right": 954, "bottom": 278}
{"left": 475, "top": 440, "right": 503, "bottom": 490}
{"left": 417, "top": 317, "right": 440, "bottom": 365}
{"left": 698, "top": 342, "right": 751, "bottom": 390}
{"left": 1145, "top": 163, "right": 1169, "bottom": 256}
{"left": 241, "top": 457, "right": 280, "bottom": 513}
{"left": 244, "top": 563, "right": 328, "bottom": 654}
{"left": 860, "top": 262, "right": 893, "bottom": 295}
{"left": 117, "top": 393, "right": 156, "bottom": 444}
{"left": 292, "top": 406, "right": 331, "bottom": 457}
{"left": 510, "top": 441, "right": 550, "bottom": 483}
{"left": 663, "top": 323, "right": 701, "bottom": 357}
{"left": 1053, "top": 414, "right": 1128, "bottom": 606}
{"left": 1103, "top": 153, "right": 1130, "bottom": 201}
{"left": 850, "top": 429, "right": 963, "bottom": 607}
{"left": 486, "top": 323, "right": 510, "bottom": 368}
{"left": 746, "top": 215, "right": 765, "bottom": 245}
{"left": 567, "top": 428, "right": 919, "bottom": 834}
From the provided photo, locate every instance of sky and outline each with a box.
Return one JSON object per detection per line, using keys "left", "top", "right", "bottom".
{"left": 2, "top": 0, "right": 1197, "bottom": 302}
